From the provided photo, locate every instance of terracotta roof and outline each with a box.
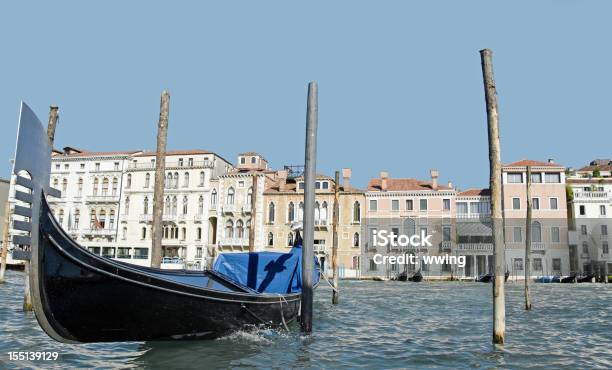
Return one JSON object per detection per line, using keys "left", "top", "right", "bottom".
{"left": 134, "top": 149, "right": 213, "bottom": 157}
{"left": 367, "top": 178, "right": 452, "bottom": 192}
{"left": 458, "top": 188, "right": 491, "bottom": 196}
{"left": 504, "top": 159, "right": 561, "bottom": 167}
{"left": 577, "top": 164, "right": 612, "bottom": 172}
{"left": 53, "top": 150, "right": 141, "bottom": 158}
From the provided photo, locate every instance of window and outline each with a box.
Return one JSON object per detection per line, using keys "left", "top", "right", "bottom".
{"left": 420, "top": 227, "right": 428, "bottom": 238}
{"left": 114, "top": 162, "right": 119, "bottom": 171}
{"left": 419, "top": 199, "right": 427, "bottom": 211}
{"left": 95, "top": 163, "right": 100, "bottom": 171}
{"left": 443, "top": 227, "right": 451, "bottom": 242}
{"left": 240, "top": 157, "right": 246, "bottom": 164}
{"left": 58, "top": 209, "right": 64, "bottom": 226}
{"left": 406, "top": 199, "right": 413, "bottom": 211}
{"left": 211, "top": 189, "right": 217, "bottom": 205}
{"left": 353, "top": 201, "right": 361, "bottom": 223}
{"left": 507, "top": 172, "right": 523, "bottom": 183}
{"left": 55, "top": 164, "right": 60, "bottom": 171}
{"left": 268, "top": 203, "right": 275, "bottom": 223}
{"left": 188, "top": 158, "right": 193, "bottom": 167}
{"left": 141, "top": 227, "right": 147, "bottom": 239}
{"left": 93, "top": 178, "right": 99, "bottom": 195}
{"left": 369, "top": 200, "right": 377, "bottom": 212}
{"left": 552, "top": 258, "right": 561, "bottom": 272}
{"left": 443, "top": 199, "right": 451, "bottom": 211}
{"left": 353, "top": 232, "right": 360, "bottom": 247}
{"left": 298, "top": 202, "right": 304, "bottom": 221}
{"left": 247, "top": 187, "right": 253, "bottom": 204}
{"left": 579, "top": 205, "right": 585, "bottom": 216}
{"left": 315, "top": 181, "right": 321, "bottom": 190}
{"left": 602, "top": 224, "right": 608, "bottom": 236}
{"left": 109, "top": 210, "right": 115, "bottom": 230}
{"left": 178, "top": 158, "right": 184, "bottom": 167}
{"left": 145, "top": 173, "right": 150, "bottom": 188}
{"left": 227, "top": 187, "right": 235, "bottom": 204}
{"left": 112, "top": 178, "right": 118, "bottom": 196}
{"left": 236, "top": 220, "right": 244, "bottom": 239}
{"left": 126, "top": 174, "right": 132, "bottom": 189}
{"left": 198, "top": 196, "right": 204, "bottom": 215}
{"left": 549, "top": 198, "right": 558, "bottom": 210}
{"left": 288, "top": 202, "right": 295, "bottom": 222}
{"left": 391, "top": 200, "right": 399, "bottom": 211}
{"left": 533, "top": 258, "right": 542, "bottom": 271}
{"left": 172, "top": 196, "right": 177, "bottom": 215}
{"left": 134, "top": 248, "right": 148, "bottom": 259}
{"left": 181, "top": 227, "right": 186, "bottom": 241}
{"left": 551, "top": 227, "right": 560, "bottom": 243}
{"left": 197, "top": 227, "right": 202, "bottom": 240}
{"left": 199, "top": 171, "right": 205, "bottom": 187}
{"left": 531, "top": 221, "right": 542, "bottom": 243}
{"left": 122, "top": 226, "right": 127, "bottom": 240}
{"left": 102, "top": 178, "right": 109, "bottom": 196}
{"left": 603, "top": 242, "right": 609, "bottom": 254}
{"left": 225, "top": 220, "right": 234, "bottom": 238}
{"left": 125, "top": 196, "right": 130, "bottom": 215}
{"left": 532, "top": 198, "right": 540, "bottom": 210}
{"left": 582, "top": 242, "right": 589, "bottom": 254}
{"left": 299, "top": 182, "right": 305, "bottom": 190}
{"left": 513, "top": 227, "right": 522, "bottom": 243}
{"left": 80, "top": 163, "right": 85, "bottom": 169}
{"left": 530, "top": 173, "right": 542, "bottom": 183}
{"left": 74, "top": 210, "right": 80, "bottom": 229}
{"left": 117, "top": 248, "right": 131, "bottom": 259}
{"left": 182, "top": 196, "right": 188, "bottom": 215}
{"left": 287, "top": 232, "right": 294, "bottom": 246}
{"left": 251, "top": 157, "right": 256, "bottom": 164}
{"left": 512, "top": 198, "right": 521, "bottom": 210}
{"left": 61, "top": 178, "right": 68, "bottom": 194}
{"left": 545, "top": 173, "right": 561, "bottom": 183}
{"left": 514, "top": 258, "right": 524, "bottom": 271}
{"left": 267, "top": 232, "right": 274, "bottom": 246}
{"left": 174, "top": 172, "right": 179, "bottom": 189}
{"left": 184, "top": 172, "right": 189, "bottom": 187}
{"left": 103, "top": 247, "right": 115, "bottom": 258}
{"left": 581, "top": 225, "right": 587, "bottom": 235}
{"left": 322, "top": 182, "right": 329, "bottom": 190}
{"left": 456, "top": 202, "right": 467, "bottom": 215}
{"left": 369, "top": 259, "right": 377, "bottom": 271}
{"left": 600, "top": 205, "right": 607, "bottom": 216}
{"left": 77, "top": 178, "right": 83, "bottom": 197}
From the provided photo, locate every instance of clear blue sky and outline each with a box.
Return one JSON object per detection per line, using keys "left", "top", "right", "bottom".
{"left": 1, "top": 1, "right": 610, "bottom": 190}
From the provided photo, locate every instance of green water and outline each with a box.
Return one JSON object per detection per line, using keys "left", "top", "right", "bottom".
{"left": 0, "top": 270, "right": 610, "bottom": 369}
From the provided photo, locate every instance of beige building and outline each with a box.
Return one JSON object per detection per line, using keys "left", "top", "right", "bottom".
{"left": 263, "top": 168, "right": 364, "bottom": 278}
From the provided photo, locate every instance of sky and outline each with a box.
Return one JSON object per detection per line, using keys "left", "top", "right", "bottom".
{"left": 1, "top": 1, "right": 610, "bottom": 190}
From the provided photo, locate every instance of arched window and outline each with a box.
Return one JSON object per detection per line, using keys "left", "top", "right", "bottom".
{"left": 531, "top": 221, "right": 542, "bottom": 243}
{"left": 126, "top": 174, "right": 131, "bottom": 189}
{"left": 74, "top": 209, "right": 80, "bottom": 229}
{"left": 196, "top": 227, "right": 202, "bottom": 240}
{"left": 353, "top": 232, "right": 360, "bottom": 247}
{"left": 182, "top": 196, "right": 188, "bottom": 215}
{"left": 99, "top": 210, "right": 106, "bottom": 228}
{"left": 109, "top": 210, "right": 115, "bottom": 229}
{"left": 603, "top": 241, "right": 609, "bottom": 254}
{"left": 353, "top": 201, "right": 361, "bottom": 223}
{"left": 77, "top": 177, "right": 83, "bottom": 196}
{"left": 174, "top": 172, "right": 179, "bottom": 189}
{"left": 61, "top": 178, "right": 68, "bottom": 194}
{"left": 268, "top": 232, "right": 274, "bottom": 246}
{"left": 314, "top": 202, "right": 320, "bottom": 223}
{"left": 225, "top": 220, "right": 234, "bottom": 238}
{"left": 184, "top": 172, "right": 189, "bottom": 187}
{"left": 145, "top": 173, "right": 150, "bottom": 188}
{"left": 227, "top": 187, "right": 235, "bottom": 205}
{"left": 247, "top": 187, "right": 253, "bottom": 204}
{"left": 172, "top": 196, "right": 178, "bottom": 215}
{"left": 122, "top": 226, "right": 127, "bottom": 240}
{"left": 166, "top": 172, "right": 172, "bottom": 189}
{"left": 141, "top": 227, "right": 147, "bottom": 239}
{"left": 58, "top": 209, "right": 64, "bottom": 226}
{"left": 143, "top": 196, "right": 149, "bottom": 215}
{"left": 299, "top": 202, "right": 304, "bottom": 221}
{"left": 53, "top": 178, "right": 59, "bottom": 188}
{"left": 268, "top": 202, "right": 275, "bottom": 223}
{"left": 93, "top": 178, "right": 99, "bottom": 195}
{"left": 288, "top": 232, "right": 294, "bottom": 246}
{"left": 236, "top": 220, "right": 244, "bottom": 239}
{"left": 102, "top": 178, "right": 109, "bottom": 195}
{"left": 321, "top": 202, "right": 328, "bottom": 224}
{"left": 582, "top": 242, "right": 589, "bottom": 254}
{"left": 198, "top": 196, "right": 204, "bottom": 215}
{"left": 211, "top": 189, "right": 217, "bottom": 206}
{"left": 181, "top": 227, "right": 186, "bottom": 240}
{"left": 288, "top": 202, "right": 295, "bottom": 222}
{"left": 112, "top": 177, "right": 118, "bottom": 196}
{"left": 245, "top": 220, "right": 251, "bottom": 241}
{"left": 165, "top": 196, "right": 171, "bottom": 215}
{"left": 90, "top": 209, "right": 96, "bottom": 228}
{"left": 124, "top": 196, "right": 130, "bottom": 215}
{"left": 199, "top": 171, "right": 205, "bottom": 187}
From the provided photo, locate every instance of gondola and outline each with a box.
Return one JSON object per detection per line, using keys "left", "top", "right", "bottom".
{"left": 408, "top": 270, "right": 423, "bottom": 282}
{"left": 561, "top": 274, "right": 577, "bottom": 283}
{"left": 10, "top": 102, "right": 319, "bottom": 343}
{"left": 577, "top": 274, "right": 595, "bottom": 283}
{"left": 476, "top": 271, "right": 508, "bottom": 283}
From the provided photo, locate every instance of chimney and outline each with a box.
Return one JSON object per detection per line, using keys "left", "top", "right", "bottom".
{"left": 342, "top": 168, "right": 352, "bottom": 190}
{"left": 276, "top": 170, "right": 288, "bottom": 191}
{"left": 380, "top": 171, "right": 389, "bottom": 191}
{"left": 430, "top": 169, "right": 439, "bottom": 190}
{"left": 447, "top": 180, "right": 453, "bottom": 189}
{"left": 548, "top": 158, "right": 554, "bottom": 164}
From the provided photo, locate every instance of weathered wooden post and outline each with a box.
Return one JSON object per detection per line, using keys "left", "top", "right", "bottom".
{"left": 249, "top": 172, "right": 258, "bottom": 252}
{"left": 480, "top": 48, "right": 506, "bottom": 345}
{"left": 151, "top": 91, "right": 170, "bottom": 268}
{"left": 301, "top": 81, "right": 318, "bottom": 333}
{"left": 524, "top": 166, "right": 533, "bottom": 310}
{"left": 332, "top": 170, "right": 340, "bottom": 304}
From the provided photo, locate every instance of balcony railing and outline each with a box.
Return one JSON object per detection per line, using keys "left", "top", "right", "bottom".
{"left": 457, "top": 243, "right": 493, "bottom": 252}
{"left": 457, "top": 213, "right": 491, "bottom": 220}
{"left": 83, "top": 228, "right": 115, "bottom": 236}
{"left": 314, "top": 245, "right": 326, "bottom": 253}
{"left": 194, "top": 214, "right": 204, "bottom": 221}
{"left": 574, "top": 191, "right": 609, "bottom": 200}
{"left": 139, "top": 214, "right": 152, "bottom": 222}
{"left": 242, "top": 205, "right": 252, "bottom": 214}
{"left": 86, "top": 195, "right": 120, "bottom": 203}
{"left": 531, "top": 242, "right": 545, "bottom": 250}
{"left": 219, "top": 238, "right": 249, "bottom": 247}
{"left": 222, "top": 205, "right": 236, "bottom": 214}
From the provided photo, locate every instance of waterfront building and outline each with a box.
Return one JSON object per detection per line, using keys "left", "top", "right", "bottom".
{"left": 566, "top": 159, "right": 612, "bottom": 279}
{"left": 263, "top": 168, "right": 365, "bottom": 278}
{"left": 0, "top": 178, "right": 8, "bottom": 249}
{"left": 455, "top": 188, "right": 492, "bottom": 278}
{"left": 363, "top": 170, "right": 457, "bottom": 279}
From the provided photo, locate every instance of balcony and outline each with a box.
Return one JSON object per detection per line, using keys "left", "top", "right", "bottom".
{"left": 242, "top": 205, "right": 252, "bottom": 214}
{"left": 314, "top": 219, "right": 329, "bottom": 229}
{"left": 440, "top": 241, "right": 453, "bottom": 252}
{"left": 128, "top": 160, "right": 214, "bottom": 170}
{"left": 457, "top": 243, "right": 493, "bottom": 252}
{"left": 83, "top": 228, "right": 115, "bottom": 237}
{"left": 531, "top": 242, "right": 545, "bottom": 250}
{"left": 86, "top": 195, "right": 120, "bottom": 203}
{"left": 194, "top": 214, "right": 204, "bottom": 222}
{"left": 139, "top": 214, "right": 153, "bottom": 222}
{"left": 219, "top": 238, "right": 249, "bottom": 247}
{"left": 457, "top": 213, "right": 491, "bottom": 221}
{"left": 573, "top": 191, "right": 609, "bottom": 200}
{"left": 314, "top": 245, "right": 326, "bottom": 253}
{"left": 222, "top": 205, "right": 236, "bottom": 214}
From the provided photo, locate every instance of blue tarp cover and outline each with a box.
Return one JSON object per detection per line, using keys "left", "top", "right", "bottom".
{"left": 212, "top": 244, "right": 320, "bottom": 294}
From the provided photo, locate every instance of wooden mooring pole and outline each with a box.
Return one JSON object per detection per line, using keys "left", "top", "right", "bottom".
{"left": 301, "top": 81, "right": 318, "bottom": 333}
{"left": 151, "top": 91, "right": 170, "bottom": 268}
{"left": 525, "top": 166, "right": 533, "bottom": 310}
{"left": 332, "top": 171, "right": 340, "bottom": 304}
{"left": 480, "top": 49, "right": 506, "bottom": 345}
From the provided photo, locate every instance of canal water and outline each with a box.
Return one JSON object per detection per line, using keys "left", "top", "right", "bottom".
{"left": 0, "top": 270, "right": 610, "bottom": 369}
